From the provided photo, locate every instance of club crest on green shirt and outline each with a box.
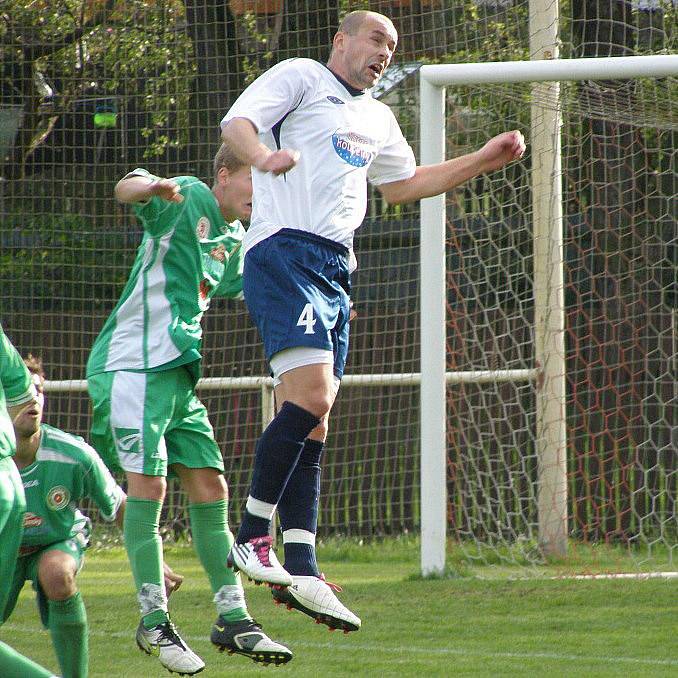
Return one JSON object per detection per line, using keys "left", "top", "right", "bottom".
{"left": 46, "top": 485, "right": 70, "bottom": 511}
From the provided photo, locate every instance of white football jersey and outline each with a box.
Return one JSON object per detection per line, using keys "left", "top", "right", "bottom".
{"left": 221, "top": 58, "right": 416, "bottom": 252}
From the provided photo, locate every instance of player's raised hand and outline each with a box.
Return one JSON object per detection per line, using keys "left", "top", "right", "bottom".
{"left": 149, "top": 178, "right": 184, "bottom": 203}
{"left": 257, "top": 148, "right": 300, "bottom": 176}
{"left": 476, "top": 130, "right": 526, "bottom": 173}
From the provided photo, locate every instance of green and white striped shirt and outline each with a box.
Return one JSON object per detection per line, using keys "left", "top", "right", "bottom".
{"left": 87, "top": 170, "right": 244, "bottom": 381}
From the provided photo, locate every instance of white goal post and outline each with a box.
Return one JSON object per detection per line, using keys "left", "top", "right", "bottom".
{"left": 419, "top": 53, "right": 678, "bottom": 576}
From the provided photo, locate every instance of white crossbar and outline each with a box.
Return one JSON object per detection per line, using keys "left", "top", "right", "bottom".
{"left": 421, "top": 55, "right": 678, "bottom": 86}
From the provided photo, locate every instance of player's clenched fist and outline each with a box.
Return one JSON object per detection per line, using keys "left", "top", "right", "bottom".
{"left": 256, "top": 149, "right": 300, "bottom": 176}
{"left": 149, "top": 178, "right": 184, "bottom": 203}
{"left": 163, "top": 561, "right": 184, "bottom": 596}
{"left": 476, "top": 130, "right": 526, "bottom": 173}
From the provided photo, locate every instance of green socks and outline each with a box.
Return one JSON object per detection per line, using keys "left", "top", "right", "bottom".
{"left": 0, "top": 641, "right": 56, "bottom": 678}
{"left": 124, "top": 497, "right": 168, "bottom": 629}
{"left": 189, "top": 500, "right": 249, "bottom": 622}
{"left": 48, "top": 592, "right": 88, "bottom": 678}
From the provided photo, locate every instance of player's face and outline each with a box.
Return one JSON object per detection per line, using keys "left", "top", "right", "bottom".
{"left": 10, "top": 373, "right": 44, "bottom": 438}
{"left": 341, "top": 16, "right": 398, "bottom": 89}
{"left": 218, "top": 165, "right": 253, "bottom": 222}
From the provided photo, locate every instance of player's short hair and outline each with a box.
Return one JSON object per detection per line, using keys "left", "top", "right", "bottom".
{"left": 331, "top": 11, "right": 395, "bottom": 60}
{"left": 338, "top": 10, "right": 375, "bottom": 36}
{"left": 24, "top": 353, "right": 46, "bottom": 385}
{"left": 213, "top": 143, "right": 246, "bottom": 180}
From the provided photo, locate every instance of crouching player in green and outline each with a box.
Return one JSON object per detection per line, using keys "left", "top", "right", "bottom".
{"left": 86, "top": 145, "right": 292, "bottom": 676}
{"left": 4, "top": 354, "right": 183, "bottom": 678}
{"left": 3, "top": 354, "right": 125, "bottom": 677}
{"left": 0, "top": 325, "right": 58, "bottom": 678}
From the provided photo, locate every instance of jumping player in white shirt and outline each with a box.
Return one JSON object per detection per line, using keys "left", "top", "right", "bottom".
{"left": 220, "top": 10, "right": 526, "bottom": 632}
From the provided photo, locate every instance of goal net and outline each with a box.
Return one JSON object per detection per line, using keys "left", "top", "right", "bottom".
{"left": 418, "top": 54, "right": 676, "bottom": 574}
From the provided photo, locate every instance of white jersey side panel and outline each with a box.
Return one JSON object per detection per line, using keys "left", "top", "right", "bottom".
{"left": 104, "top": 229, "right": 180, "bottom": 371}
{"left": 221, "top": 59, "right": 416, "bottom": 252}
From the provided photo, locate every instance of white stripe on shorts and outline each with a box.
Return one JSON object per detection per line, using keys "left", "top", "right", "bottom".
{"left": 110, "top": 371, "right": 167, "bottom": 473}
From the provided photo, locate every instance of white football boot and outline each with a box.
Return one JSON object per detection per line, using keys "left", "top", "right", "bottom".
{"left": 272, "top": 574, "right": 361, "bottom": 632}
{"left": 136, "top": 619, "right": 205, "bottom": 675}
{"left": 227, "top": 536, "right": 293, "bottom": 587}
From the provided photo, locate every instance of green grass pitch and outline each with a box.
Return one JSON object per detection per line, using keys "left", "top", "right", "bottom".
{"left": 3, "top": 540, "right": 676, "bottom": 677}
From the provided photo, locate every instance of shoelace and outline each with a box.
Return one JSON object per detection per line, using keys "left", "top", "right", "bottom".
{"left": 318, "top": 573, "right": 342, "bottom": 592}
{"left": 157, "top": 621, "right": 187, "bottom": 650}
{"left": 248, "top": 618, "right": 264, "bottom": 631}
{"left": 250, "top": 535, "right": 273, "bottom": 566}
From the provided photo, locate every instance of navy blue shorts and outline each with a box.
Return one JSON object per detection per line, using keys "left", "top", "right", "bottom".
{"left": 243, "top": 229, "right": 352, "bottom": 380}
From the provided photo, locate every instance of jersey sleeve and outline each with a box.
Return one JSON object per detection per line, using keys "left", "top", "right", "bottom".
{"left": 125, "top": 169, "right": 196, "bottom": 238}
{"left": 0, "top": 324, "right": 34, "bottom": 407}
{"left": 220, "top": 59, "right": 307, "bottom": 135}
{"left": 80, "top": 443, "right": 124, "bottom": 522}
{"left": 367, "top": 108, "right": 417, "bottom": 186}
{"left": 212, "top": 222, "right": 245, "bottom": 299}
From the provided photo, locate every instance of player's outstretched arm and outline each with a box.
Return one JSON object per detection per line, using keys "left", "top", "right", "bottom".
{"left": 221, "top": 117, "right": 299, "bottom": 176}
{"left": 114, "top": 175, "right": 184, "bottom": 205}
{"left": 377, "top": 130, "right": 526, "bottom": 205}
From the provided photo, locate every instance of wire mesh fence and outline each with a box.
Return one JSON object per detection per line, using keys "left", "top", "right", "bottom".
{"left": 1, "top": 1, "right": 675, "bottom": 568}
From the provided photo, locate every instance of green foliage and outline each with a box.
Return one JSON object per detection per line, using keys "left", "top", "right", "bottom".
{"left": 1, "top": 0, "right": 194, "bottom": 162}
{"left": 450, "top": 1, "right": 530, "bottom": 64}
{"left": 339, "top": 0, "right": 370, "bottom": 18}
{"left": 237, "top": 10, "right": 278, "bottom": 85}
{"left": 0, "top": 210, "right": 137, "bottom": 312}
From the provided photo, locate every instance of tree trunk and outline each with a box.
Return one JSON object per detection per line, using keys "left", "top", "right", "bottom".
{"left": 184, "top": 0, "right": 241, "bottom": 179}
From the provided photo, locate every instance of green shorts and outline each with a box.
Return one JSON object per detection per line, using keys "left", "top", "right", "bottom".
{"left": 0, "top": 457, "right": 25, "bottom": 621}
{"left": 87, "top": 365, "right": 224, "bottom": 477}
{"left": 1, "top": 537, "right": 85, "bottom": 627}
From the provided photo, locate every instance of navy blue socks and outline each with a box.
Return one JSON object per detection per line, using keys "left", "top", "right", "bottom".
{"left": 237, "top": 401, "right": 319, "bottom": 544}
{"left": 279, "top": 438, "right": 324, "bottom": 576}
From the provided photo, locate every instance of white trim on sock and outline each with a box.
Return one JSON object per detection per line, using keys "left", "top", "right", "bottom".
{"left": 246, "top": 495, "right": 277, "bottom": 520}
{"left": 138, "top": 583, "right": 168, "bottom": 616}
{"left": 282, "top": 528, "right": 316, "bottom": 546}
{"left": 214, "top": 584, "right": 247, "bottom": 616}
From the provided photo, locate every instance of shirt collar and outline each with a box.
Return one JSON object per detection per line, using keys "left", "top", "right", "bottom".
{"left": 324, "top": 64, "right": 366, "bottom": 97}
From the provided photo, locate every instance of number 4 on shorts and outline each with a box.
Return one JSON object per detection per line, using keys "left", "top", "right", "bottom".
{"left": 297, "top": 303, "right": 316, "bottom": 335}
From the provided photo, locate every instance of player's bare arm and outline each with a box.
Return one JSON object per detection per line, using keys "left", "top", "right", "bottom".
{"left": 377, "top": 130, "right": 526, "bottom": 205}
{"left": 221, "top": 117, "right": 299, "bottom": 176}
{"left": 114, "top": 175, "right": 184, "bottom": 204}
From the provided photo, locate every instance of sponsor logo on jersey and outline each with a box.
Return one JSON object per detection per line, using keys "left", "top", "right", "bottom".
{"left": 196, "top": 216, "right": 210, "bottom": 239}
{"left": 114, "top": 428, "right": 141, "bottom": 455}
{"left": 23, "top": 512, "right": 43, "bottom": 528}
{"left": 331, "top": 130, "right": 374, "bottom": 168}
{"left": 46, "top": 486, "right": 70, "bottom": 511}
{"left": 23, "top": 479, "right": 39, "bottom": 489}
{"left": 208, "top": 243, "right": 226, "bottom": 263}
{"left": 19, "top": 545, "right": 41, "bottom": 556}
{"left": 327, "top": 96, "right": 345, "bottom": 105}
